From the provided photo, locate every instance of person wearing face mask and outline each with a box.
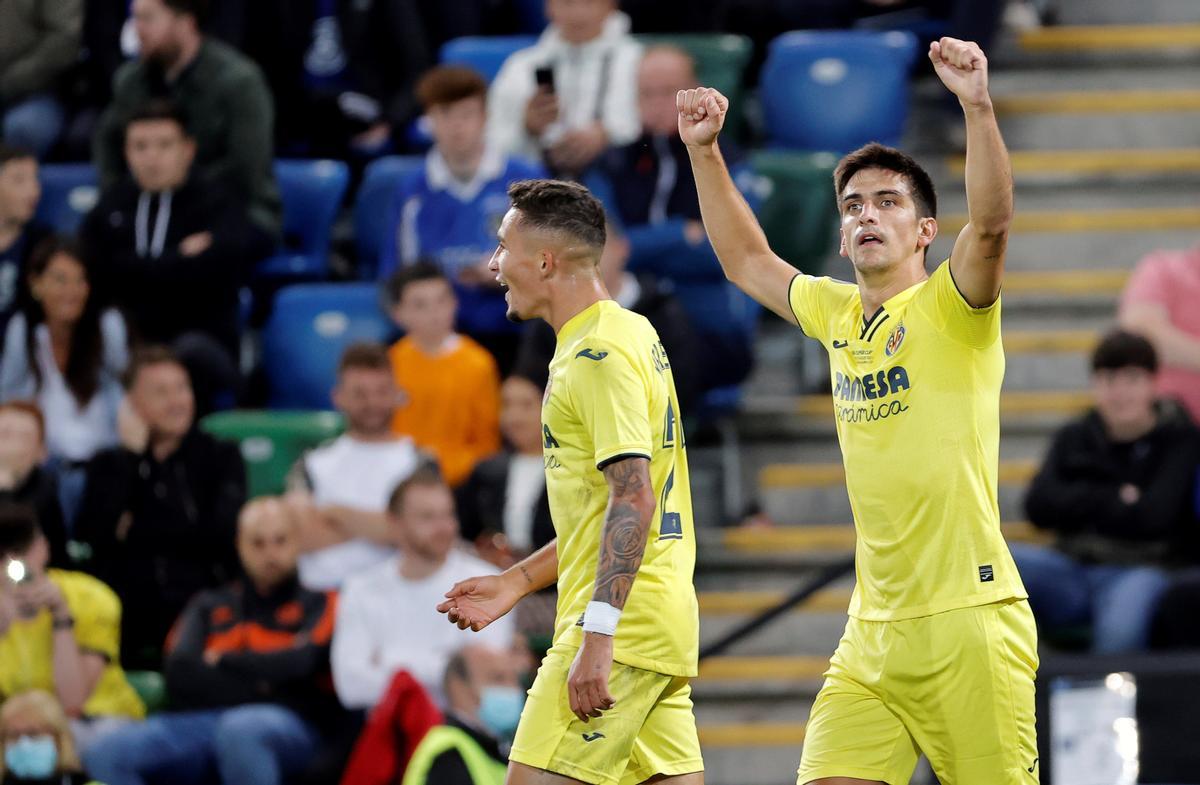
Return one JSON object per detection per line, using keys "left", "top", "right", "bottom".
{"left": 400, "top": 645, "right": 523, "bottom": 785}
{"left": 74, "top": 346, "right": 246, "bottom": 670}
{"left": 0, "top": 690, "right": 91, "bottom": 785}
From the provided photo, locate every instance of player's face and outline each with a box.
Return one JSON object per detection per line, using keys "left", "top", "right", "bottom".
{"left": 838, "top": 168, "right": 933, "bottom": 274}
{"left": 130, "top": 361, "right": 195, "bottom": 440}
{"left": 1092, "top": 367, "right": 1156, "bottom": 433}
{"left": 0, "top": 157, "right": 40, "bottom": 225}
{"left": 125, "top": 119, "right": 195, "bottom": 193}
{"left": 499, "top": 376, "right": 543, "bottom": 454}
{"left": 429, "top": 97, "right": 487, "bottom": 164}
{"left": 237, "top": 502, "right": 300, "bottom": 591}
{"left": 333, "top": 367, "right": 397, "bottom": 437}
{"left": 490, "top": 208, "right": 548, "bottom": 324}
{"left": 395, "top": 483, "right": 459, "bottom": 561}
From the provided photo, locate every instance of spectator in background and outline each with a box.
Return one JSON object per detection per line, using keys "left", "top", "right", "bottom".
{"left": 84, "top": 498, "right": 339, "bottom": 785}
{"left": 0, "top": 0, "right": 83, "bottom": 158}
{"left": 401, "top": 645, "right": 522, "bottom": 785}
{"left": 516, "top": 220, "right": 700, "bottom": 416}
{"left": 228, "top": 0, "right": 432, "bottom": 159}
{"left": 0, "top": 690, "right": 89, "bottom": 785}
{"left": 93, "top": 0, "right": 282, "bottom": 242}
{"left": 286, "top": 343, "right": 424, "bottom": 592}
{"left": 378, "top": 65, "right": 545, "bottom": 370}
{"left": 332, "top": 466, "right": 514, "bottom": 710}
{"left": 82, "top": 100, "right": 270, "bottom": 413}
{"left": 386, "top": 264, "right": 500, "bottom": 488}
{"left": 0, "top": 505, "right": 145, "bottom": 757}
{"left": 487, "top": 0, "right": 641, "bottom": 177}
{"left": 75, "top": 346, "right": 245, "bottom": 670}
{"left": 0, "top": 146, "right": 48, "bottom": 336}
{"left": 1014, "top": 331, "right": 1200, "bottom": 653}
{"left": 1119, "top": 242, "right": 1200, "bottom": 424}
{"left": 0, "top": 238, "right": 128, "bottom": 527}
{"left": 0, "top": 403, "right": 67, "bottom": 567}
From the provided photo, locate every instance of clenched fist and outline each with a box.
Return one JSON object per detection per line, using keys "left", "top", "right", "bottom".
{"left": 929, "top": 37, "right": 990, "bottom": 109}
{"left": 676, "top": 87, "right": 729, "bottom": 148}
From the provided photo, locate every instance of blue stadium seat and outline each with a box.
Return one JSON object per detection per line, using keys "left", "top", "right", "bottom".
{"left": 353, "top": 155, "right": 424, "bottom": 278}
{"left": 35, "top": 163, "right": 98, "bottom": 234}
{"left": 759, "top": 30, "right": 918, "bottom": 153}
{"left": 439, "top": 36, "right": 538, "bottom": 83}
{"left": 261, "top": 283, "right": 392, "bottom": 409}
{"left": 257, "top": 159, "right": 350, "bottom": 279}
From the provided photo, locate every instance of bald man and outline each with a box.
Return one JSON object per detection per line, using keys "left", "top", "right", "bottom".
{"left": 85, "top": 498, "right": 342, "bottom": 785}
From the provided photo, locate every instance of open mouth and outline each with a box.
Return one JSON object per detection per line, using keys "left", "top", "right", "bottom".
{"left": 858, "top": 232, "right": 883, "bottom": 247}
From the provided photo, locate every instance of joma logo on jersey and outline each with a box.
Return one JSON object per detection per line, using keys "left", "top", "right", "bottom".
{"left": 833, "top": 365, "right": 911, "bottom": 402}
{"left": 543, "top": 424, "right": 560, "bottom": 449}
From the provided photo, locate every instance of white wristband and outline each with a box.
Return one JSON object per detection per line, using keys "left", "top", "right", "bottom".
{"left": 582, "top": 601, "right": 621, "bottom": 636}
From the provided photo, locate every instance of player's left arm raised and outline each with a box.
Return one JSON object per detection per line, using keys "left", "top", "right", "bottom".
{"left": 932, "top": 37, "right": 1013, "bottom": 307}
{"left": 568, "top": 455, "right": 656, "bottom": 723}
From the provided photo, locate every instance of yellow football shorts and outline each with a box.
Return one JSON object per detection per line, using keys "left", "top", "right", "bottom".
{"left": 797, "top": 598, "right": 1039, "bottom": 785}
{"left": 509, "top": 644, "right": 704, "bottom": 785}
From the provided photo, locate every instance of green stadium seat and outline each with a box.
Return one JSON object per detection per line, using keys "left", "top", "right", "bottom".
{"left": 634, "top": 34, "right": 753, "bottom": 135}
{"left": 125, "top": 670, "right": 167, "bottom": 714}
{"left": 200, "top": 410, "right": 345, "bottom": 498}
{"left": 750, "top": 150, "right": 841, "bottom": 275}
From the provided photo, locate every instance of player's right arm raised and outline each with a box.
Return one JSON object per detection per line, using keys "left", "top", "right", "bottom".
{"left": 679, "top": 87, "right": 800, "bottom": 322}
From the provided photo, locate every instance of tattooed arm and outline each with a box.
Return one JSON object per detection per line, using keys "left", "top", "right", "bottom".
{"left": 567, "top": 456, "right": 657, "bottom": 722}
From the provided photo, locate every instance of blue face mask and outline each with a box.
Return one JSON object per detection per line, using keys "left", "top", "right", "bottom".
{"left": 477, "top": 686, "right": 525, "bottom": 739}
{"left": 5, "top": 734, "right": 58, "bottom": 779}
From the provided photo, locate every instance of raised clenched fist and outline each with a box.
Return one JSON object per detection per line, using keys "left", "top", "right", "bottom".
{"left": 929, "top": 37, "right": 990, "bottom": 109}
{"left": 676, "top": 87, "right": 729, "bottom": 148}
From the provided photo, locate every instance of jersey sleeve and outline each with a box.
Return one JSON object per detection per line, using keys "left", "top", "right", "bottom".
{"left": 567, "top": 338, "right": 654, "bottom": 470}
{"left": 787, "top": 274, "right": 832, "bottom": 342}
{"left": 921, "top": 260, "right": 1002, "bottom": 349}
{"left": 62, "top": 574, "right": 121, "bottom": 661}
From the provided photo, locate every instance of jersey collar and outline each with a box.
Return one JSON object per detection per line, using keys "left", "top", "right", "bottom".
{"left": 556, "top": 299, "right": 616, "bottom": 345}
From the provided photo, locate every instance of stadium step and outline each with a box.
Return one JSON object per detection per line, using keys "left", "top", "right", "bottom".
{"left": 946, "top": 148, "right": 1200, "bottom": 180}
{"left": 939, "top": 205, "right": 1200, "bottom": 236}
{"left": 704, "top": 521, "right": 1049, "bottom": 557}
{"left": 1003, "top": 269, "right": 1127, "bottom": 297}
{"left": 1017, "top": 24, "right": 1200, "bottom": 53}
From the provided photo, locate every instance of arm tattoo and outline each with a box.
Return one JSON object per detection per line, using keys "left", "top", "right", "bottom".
{"left": 519, "top": 564, "right": 533, "bottom": 585}
{"left": 593, "top": 458, "right": 652, "bottom": 610}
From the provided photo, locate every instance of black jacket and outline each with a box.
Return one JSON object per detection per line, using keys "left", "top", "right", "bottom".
{"left": 1025, "top": 402, "right": 1200, "bottom": 565}
{"left": 81, "top": 174, "right": 269, "bottom": 358}
{"left": 456, "top": 452, "right": 555, "bottom": 554}
{"left": 76, "top": 429, "right": 246, "bottom": 668}
{"left": 0, "top": 465, "right": 68, "bottom": 567}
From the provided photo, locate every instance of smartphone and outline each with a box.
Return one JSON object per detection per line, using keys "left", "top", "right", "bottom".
{"left": 534, "top": 66, "right": 555, "bottom": 94}
{"left": 5, "top": 558, "right": 27, "bottom": 585}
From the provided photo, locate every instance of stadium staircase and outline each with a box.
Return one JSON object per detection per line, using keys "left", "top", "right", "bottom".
{"left": 689, "top": 2, "right": 1200, "bottom": 782}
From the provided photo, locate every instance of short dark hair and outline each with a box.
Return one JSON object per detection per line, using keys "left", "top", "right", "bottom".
{"left": 443, "top": 647, "right": 471, "bottom": 695}
{"left": 387, "top": 463, "right": 448, "bottom": 515}
{"left": 123, "top": 345, "right": 187, "bottom": 390}
{"left": 0, "top": 400, "right": 46, "bottom": 444}
{"left": 507, "top": 180, "right": 606, "bottom": 252}
{"left": 1092, "top": 330, "right": 1158, "bottom": 374}
{"left": 416, "top": 66, "right": 489, "bottom": 110}
{"left": 0, "top": 504, "right": 39, "bottom": 557}
{"left": 125, "top": 99, "right": 190, "bottom": 138}
{"left": 384, "top": 262, "right": 451, "bottom": 306}
{"left": 0, "top": 143, "right": 35, "bottom": 169}
{"left": 337, "top": 342, "right": 392, "bottom": 377}
{"left": 161, "top": 0, "right": 209, "bottom": 23}
{"left": 833, "top": 143, "right": 938, "bottom": 220}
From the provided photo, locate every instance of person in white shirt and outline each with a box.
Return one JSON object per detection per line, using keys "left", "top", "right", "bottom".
{"left": 332, "top": 464, "right": 515, "bottom": 709}
{"left": 287, "top": 342, "right": 424, "bottom": 591}
{"left": 486, "top": 0, "right": 642, "bottom": 177}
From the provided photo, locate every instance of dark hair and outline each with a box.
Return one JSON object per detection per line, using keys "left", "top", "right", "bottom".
{"left": 22, "top": 237, "right": 107, "bottom": 407}
{"left": 387, "top": 463, "right": 448, "bottom": 515}
{"left": 0, "top": 143, "right": 35, "bottom": 169}
{"left": 0, "top": 400, "right": 46, "bottom": 443}
{"left": 416, "top": 66, "right": 488, "bottom": 111}
{"left": 161, "top": 0, "right": 209, "bottom": 23}
{"left": 0, "top": 504, "right": 39, "bottom": 557}
{"left": 125, "top": 99, "right": 190, "bottom": 138}
{"left": 507, "top": 180, "right": 606, "bottom": 252}
{"left": 1092, "top": 330, "right": 1158, "bottom": 374}
{"left": 337, "top": 341, "right": 392, "bottom": 377}
{"left": 383, "top": 262, "right": 450, "bottom": 306}
{"left": 507, "top": 361, "right": 548, "bottom": 393}
{"left": 443, "top": 647, "right": 471, "bottom": 694}
{"left": 123, "top": 344, "right": 187, "bottom": 390}
{"left": 833, "top": 143, "right": 938, "bottom": 220}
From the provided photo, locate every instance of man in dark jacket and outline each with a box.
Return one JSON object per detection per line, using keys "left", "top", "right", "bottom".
{"left": 76, "top": 346, "right": 246, "bottom": 669}
{"left": 82, "top": 100, "right": 270, "bottom": 410}
{"left": 83, "top": 496, "right": 338, "bottom": 785}
{"left": 1015, "top": 330, "right": 1200, "bottom": 653}
{"left": 92, "top": 0, "right": 281, "bottom": 240}
{"left": 0, "top": 401, "right": 68, "bottom": 566}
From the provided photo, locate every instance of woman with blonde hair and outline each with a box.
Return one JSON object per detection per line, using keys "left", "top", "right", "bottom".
{"left": 0, "top": 690, "right": 90, "bottom": 784}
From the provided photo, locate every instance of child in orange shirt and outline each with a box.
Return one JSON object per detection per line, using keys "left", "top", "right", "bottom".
{"left": 385, "top": 263, "right": 500, "bottom": 486}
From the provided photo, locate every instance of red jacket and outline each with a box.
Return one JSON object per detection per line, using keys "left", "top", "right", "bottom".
{"left": 340, "top": 670, "right": 443, "bottom": 785}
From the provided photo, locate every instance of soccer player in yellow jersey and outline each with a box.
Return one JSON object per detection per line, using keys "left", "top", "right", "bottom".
{"left": 437, "top": 179, "right": 703, "bottom": 785}
{"left": 680, "top": 38, "right": 1038, "bottom": 785}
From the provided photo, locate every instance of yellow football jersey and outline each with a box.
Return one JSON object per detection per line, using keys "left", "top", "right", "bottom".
{"left": 789, "top": 260, "right": 1027, "bottom": 621}
{"left": 542, "top": 299, "right": 698, "bottom": 677}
